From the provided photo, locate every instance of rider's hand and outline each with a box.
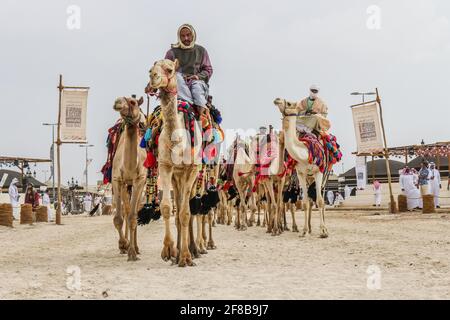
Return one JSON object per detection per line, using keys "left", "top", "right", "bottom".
{"left": 186, "top": 75, "right": 199, "bottom": 81}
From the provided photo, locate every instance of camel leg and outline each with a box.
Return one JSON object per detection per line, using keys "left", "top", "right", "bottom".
{"left": 207, "top": 211, "right": 217, "bottom": 250}
{"left": 291, "top": 203, "right": 299, "bottom": 232}
{"left": 239, "top": 202, "right": 247, "bottom": 231}
{"left": 308, "top": 200, "right": 313, "bottom": 234}
{"left": 315, "top": 173, "right": 328, "bottom": 238}
{"left": 159, "top": 164, "right": 177, "bottom": 262}
{"left": 196, "top": 215, "right": 207, "bottom": 254}
{"left": 113, "top": 181, "right": 128, "bottom": 254}
{"left": 256, "top": 199, "right": 261, "bottom": 226}
{"left": 127, "top": 177, "right": 145, "bottom": 261}
{"left": 202, "top": 214, "right": 207, "bottom": 243}
{"left": 235, "top": 198, "right": 241, "bottom": 229}
{"left": 248, "top": 194, "right": 257, "bottom": 227}
{"left": 212, "top": 208, "right": 216, "bottom": 227}
{"left": 178, "top": 168, "right": 198, "bottom": 267}
{"left": 227, "top": 201, "right": 232, "bottom": 226}
{"left": 275, "top": 180, "right": 285, "bottom": 235}
{"left": 188, "top": 215, "right": 200, "bottom": 258}
{"left": 297, "top": 172, "right": 311, "bottom": 237}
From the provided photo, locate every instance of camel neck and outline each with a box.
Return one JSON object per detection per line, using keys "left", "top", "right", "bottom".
{"left": 283, "top": 116, "right": 309, "bottom": 162}
{"left": 160, "top": 92, "right": 181, "bottom": 135}
{"left": 123, "top": 125, "right": 139, "bottom": 173}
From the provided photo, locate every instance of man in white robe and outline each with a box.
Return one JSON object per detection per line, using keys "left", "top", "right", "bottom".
{"left": 373, "top": 180, "right": 382, "bottom": 207}
{"left": 428, "top": 162, "right": 441, "bottom": 208}
{"left": 42, "top": 190, "right": 54, "bottom": 221}
{"left": 344, "top": 185, "right": 351, "bottom": 199}
{"left": 400, "top": 167, "right": 422, "bottom": 210}
{"left": 8, "top": 178, "right": 20, "bottom": 220}
{"left": 327, "top": 190, "right": 334, "bottom": 206}
{"left": 83, "top": 193, "right": 92, "bottom": 212}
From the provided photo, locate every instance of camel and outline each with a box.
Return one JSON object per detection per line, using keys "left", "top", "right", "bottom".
{"left": 251, "top": 131, "right": 287, "bottom": 236}
{"left": 273, "top": 98, "right": 329, "bottom": 238}
{"left": 232, "top": 136, "right": 257, "bottom": 231}
{"left": 112, "top": 96, "right": 147, "bottom": 261}
{"left": 146, "top": 58, "right": 206, "bottom": 267}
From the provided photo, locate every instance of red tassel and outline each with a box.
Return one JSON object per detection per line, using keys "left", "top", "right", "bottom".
{"left": 144, "top": 151, "right": 156, "bottom": 168}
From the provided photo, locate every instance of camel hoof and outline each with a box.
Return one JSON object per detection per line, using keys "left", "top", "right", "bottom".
{"left": 179, "top": 259, "right": 196, "bottom": 267}
{"left": 320, "top": 232, "right": 329, "bottom": 239}
{"left": 118, "top": 240, "right": 129, "bottom": 254}
{"left": 127, "top": 249, "right": 139, "bottom": 262}
{"left": 199, "top": 249, "right": 208, "bottom": 254}
{"left": 292, "top": 226, "right": 299, "bottom": 233}
{"left": 284, "top": 226, "right": 290, "bottom": 231}
{"left": 207, "top": 242, "right": 217, "bottom": 250}
{"left": 161, "top": 245, "right": 177, "bottom": 262}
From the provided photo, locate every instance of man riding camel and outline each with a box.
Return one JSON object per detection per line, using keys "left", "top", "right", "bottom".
{"left": 296, "top": 85, "right": 331, "bottom": 134}
{"left": 164, "top": 24, "right": 213, "bottom": 119}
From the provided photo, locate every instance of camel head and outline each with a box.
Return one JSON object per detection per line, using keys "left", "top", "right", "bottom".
{"left": 113, "top": 96, "right": 144, "bottom": 125}
{"left": 145, "top": 59, "right": 179, "bottom": 95}
{"left": 273, "top": 98, "right": 298, "bottom": 116}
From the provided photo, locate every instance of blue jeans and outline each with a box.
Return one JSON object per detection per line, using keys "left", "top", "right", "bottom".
{"left": 176, "top": 72, "right": 208, "bottom": 107}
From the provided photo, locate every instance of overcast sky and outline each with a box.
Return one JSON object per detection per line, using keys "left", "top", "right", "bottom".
{"left": 0, "top": 0, "right": 449, "bottom": 186}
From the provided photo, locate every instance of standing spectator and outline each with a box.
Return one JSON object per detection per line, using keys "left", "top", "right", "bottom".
{"left": 344, "top": 185, "right": 351, "bottom": 199}
{"left": 42, "top": 190, "right": 54, "bottom": 221}
{"left": 418, "top": 161, "right": 430, "bottom": 196}
{"left": 373, "top": 180, "right": 382, "bottom": 207}
{"left": 83, "top": 193, "right": 92, "bottom": 212}
{"left": 8, "top": 178, "right": 20, "bottom": 220}
{"left": 326, "top": 190, "right": 334, "bottom": 206}
{"left": 428, "top": 162, "right": 441, "bottom": 208}
{"left": 24, "top": 183, "right": 40, "bottom": 210}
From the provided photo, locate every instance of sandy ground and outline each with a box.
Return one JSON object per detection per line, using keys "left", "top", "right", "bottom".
{"left": 0, "top": 209, "right": 449, "bottom": 300}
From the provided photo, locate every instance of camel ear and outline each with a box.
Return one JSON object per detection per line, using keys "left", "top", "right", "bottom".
{"left": 137, "top": 96, "right": 144, "bottom": 106}
{"left": 173, "top": 59, "right": 179, "bottom": 71}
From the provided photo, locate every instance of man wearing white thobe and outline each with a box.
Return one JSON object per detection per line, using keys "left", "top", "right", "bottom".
{"left": 83, "top": 193, "right": 92, "bottom": 212}
{"left": 344, "top": 185, "right": 351, "bottom": 199}
{"left": 327, "top": 190, "right": 334, "bottom": 206}
{"left": 8, "top": 178, "right": 20, "bottom": 220}
{"left": 42, "top": 191, "right": 54, "bottom": 221}
{"left": 428, "top": 162, "right": 441, "bottom": 208}
{"left": 400, "top": 168, "right": 422, "bottom": 210}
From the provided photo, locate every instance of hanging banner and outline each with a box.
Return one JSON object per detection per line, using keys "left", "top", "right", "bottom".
{"left": 352, "top": 103, "right": 384, "bottom": 154}
{"left": 355, "top": 156, "right": 367, "bottom": 190}
{"left": 61, "top": 89, "right": 89, "bottom": 142}
{"left": 0, "top": 173, "right": 8, "bottom": 189}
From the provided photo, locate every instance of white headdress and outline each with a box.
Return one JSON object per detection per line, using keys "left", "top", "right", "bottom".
{"left": 171, "top": 24, "right": 197, "bottom": 49}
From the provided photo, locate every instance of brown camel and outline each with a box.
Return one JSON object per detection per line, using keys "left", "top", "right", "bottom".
{"left": 112, "top": 96, "right": 147, "bottom": 261}
{"left": 274, "top": 98, "right": 328, "bottom": 238}
{"left": 146, "top": 59, "right": 203, "bottom": 267}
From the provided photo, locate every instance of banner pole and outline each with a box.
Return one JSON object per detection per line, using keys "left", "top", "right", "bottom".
{"left": 56, "top": 74, "right": 63, "bottom": 225}
{"left": 376, "top": 88, "right": 397, "bottom": 213}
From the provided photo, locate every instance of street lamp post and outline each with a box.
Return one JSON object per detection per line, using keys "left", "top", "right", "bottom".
{"left": 79, "top": 144, "right": 94, "bottom": 192}
{"left": 43, "top": 123, "right": 57, "bottom": 203}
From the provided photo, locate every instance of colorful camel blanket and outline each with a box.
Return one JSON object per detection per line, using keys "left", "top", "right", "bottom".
{"left": 141, "top": 100, "right": 225, "bottom": 169}
{"left": 101, "top": 120, "right": 125, "bottom": 184}
{"left": 101, "top": 119, "right": 147, "bottom": 184}
{"left": 286, "top": 132, "right": 342, "bottom": 174}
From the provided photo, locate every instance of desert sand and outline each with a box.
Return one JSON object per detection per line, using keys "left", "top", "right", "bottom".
{"left": 0, "top": 210, "right": 449, "bottom": 300}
